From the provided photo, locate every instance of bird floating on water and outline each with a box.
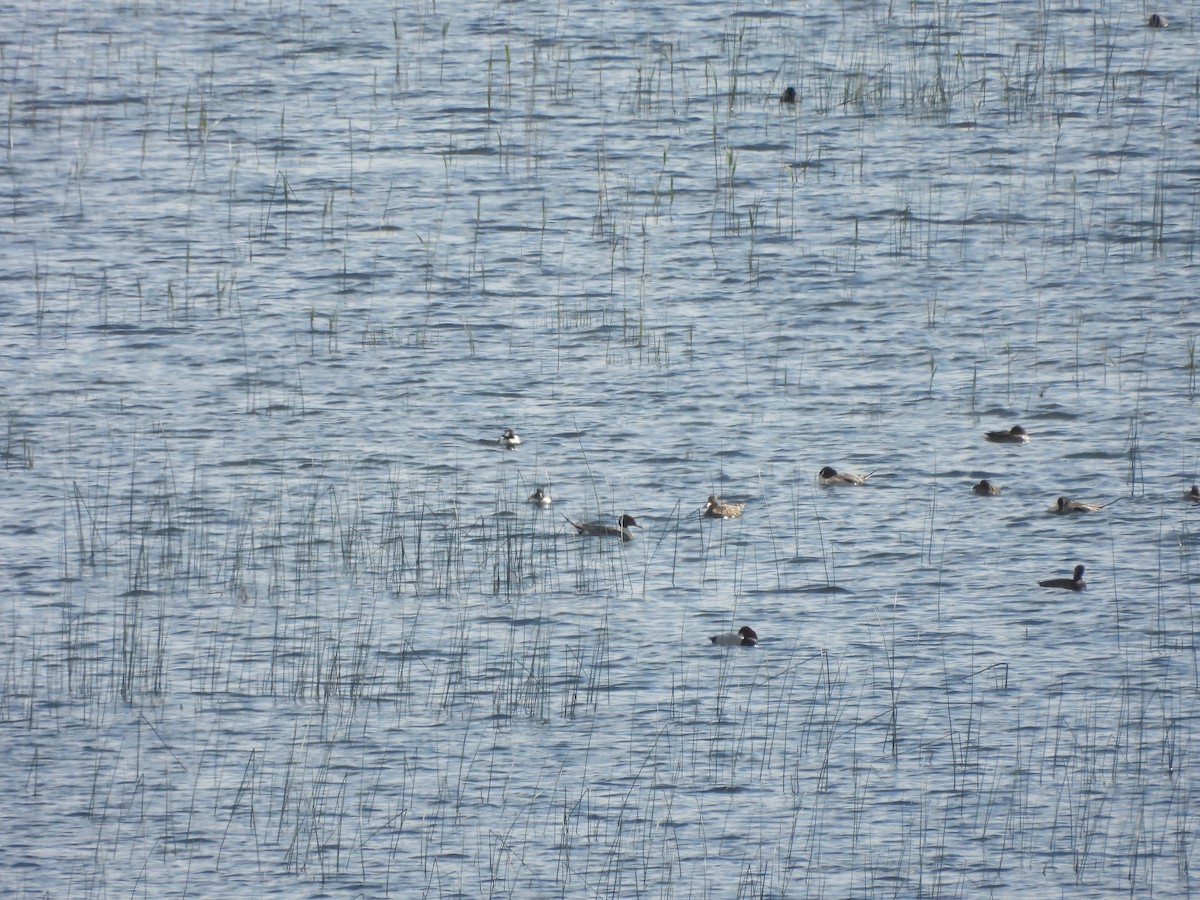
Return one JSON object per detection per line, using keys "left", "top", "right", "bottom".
{"left": 1050, "top": 496, "right": 1101, "bottom": 514}
{"left": 972, "top": 479, "right": 1001, "bottom": 496}
{"left": 528, "top": 487, "right": 552, "bottom": 506}
{"left": 703, "top": 495, "right": 746, "bottom": 519}
{"left": 498, "top": 428, "right": 522, "bottom": 450}
{"left": 818, "top": 466, "right": 873, "bottom": 485}
{"left": 1147, "top": 13, "right": 1167, "bottom": 28}
{"left": 1039, "top": 564, "right": 1086, "bottom": 591}
{"left": 562, "top": 513, "right": 641, "bottom": 541}
{"left": 710, "top": 626, "right": 758, "bottom": 647}
{"left": 985, "top": 425, "right": 1030, "bottom": 444}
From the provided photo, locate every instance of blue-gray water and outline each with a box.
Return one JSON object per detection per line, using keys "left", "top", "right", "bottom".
{"left": 2, "top": 1, "right": 1199, "bottom": 896}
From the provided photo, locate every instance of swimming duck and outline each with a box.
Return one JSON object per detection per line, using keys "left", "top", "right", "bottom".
{"left": 818, "top": 466, "right": 873, "bottom": 485}
{"left": 984, "top": 425, "right": 1030, "bottom": 444}
{"left": 703, "top": 495, "right": 746, "bottom": 519}
{"left": 528, "top": 487, "right": 552, "bottom": 506}
{"left": 972, "top": 479, "right": 1001, "bottom": 496}
{"left": 710, "top": 626, "right": 758, "bottom": 647}
{"left": 1050, "top": 496, "right": 1101, "bottom": 514}
{"left": 562, "top": 513, "right": 641, "bottom": 541}
{"left": 499, "top": 428, "right": 522, "bottom": 449}
{"left": 1186, "top": 485, "right": 1200, "bottom": 502}
{"left": 1147, "top": 13, "right": 1167, "bottom": 27}
{"left": 780, "top": 86, "right": 797, "bottom": 104}
{"left": 1039, "top": 564, "right": 1086, "bottom": 591}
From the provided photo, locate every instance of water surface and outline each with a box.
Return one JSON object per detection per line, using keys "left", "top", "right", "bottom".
{"left": 2, "top": 0, "right": 1199, "bottom": 896}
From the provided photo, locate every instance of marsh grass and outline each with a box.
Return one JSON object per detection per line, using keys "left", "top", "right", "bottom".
{"left": 1187, "top": 336, "right": 1197, "bottom": 398}
{"left": 19, "top": 462, "right": 1200, "bottom": 896}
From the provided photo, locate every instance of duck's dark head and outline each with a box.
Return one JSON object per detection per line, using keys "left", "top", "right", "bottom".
{"left": 1073, "top": 564, "right": 1085, "bottom": 581}
{"left": 620, "top": 514, "right": 641, "bottom": 528}
{"left": 780, "top": 86, "right": 797, "bottom": 103}
{"left": 819, "top": 466, "right": 838, "bottom": 479}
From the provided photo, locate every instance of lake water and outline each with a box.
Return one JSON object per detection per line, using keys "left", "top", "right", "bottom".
{"left": 2, "top": 0, "right": 1199, "bottom": 896}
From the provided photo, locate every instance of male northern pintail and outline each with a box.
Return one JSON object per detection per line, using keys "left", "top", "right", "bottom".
{"left": 710, "top": 626, "right": 758, "bottom": 647}
{"left": 1187, "top": 485, "right": 1200, "bottom": 502}
{"left": 1147, "top": 13, "right": 1167, "bottom": 27}
{"left": 703, "top": 495, "right": 746, "bottom": 519}
{"left": 972, "top": 479, "right": 1001, "bottom": 496}
{"left": 780, "top": 86, "right": 797, "bottom": 104}
{"left": 818, "top": 466, "right": 873, "bottom": 485}
{"left": 528, "top": 487, "right": 552, "bottom": 506}
{"left": 499, "top": 428, "right": 522, "bottom": 449}
{"left": 984, "top": 425, "right": 1030, "bottom": 444}
{"left": 563, "top": 513, "right": 641, "bottom": 541}
{"left": 1039, "top": 564, "right": 1086, "bottom": 591}
{"left": 1050, "top": 496, "right": 1101, "bottom": 514}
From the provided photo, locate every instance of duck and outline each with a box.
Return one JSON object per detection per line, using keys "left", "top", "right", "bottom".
{"left": 1147, "top": 13, "right": 1168, "bottom": 28}
{"left": 703, "top": 495, "right": 746, "bottom": 519}
{"left": 1050, "top": 496, "right": 1101, "bottom": 514}
{"left": 984, "top": 425, "right": 1030, "bottom": 444}
{"left": 972, "top": 479, "right": 1001, "bottom": 496}
{"left": 528, "top": 487, "right": 552, "bottom": 506}
{"left": 780, "top": 86, "right": 797, "bottom": 104}
{"left": 1186, "top": 485, "right": 1200, "bottom": 502}
{"left": 1039, "top": 564, "right": 1086, "bottom": 591}
{"left": 710, "top": 626, "right": 758, "bottom": 647}
{"left": 818, "top": 466, "right": 873, "bottom": 485}
{"left": 498, "top": 428, "right": 522, "bottom": 449}
{"left": 562, "top": 513, "right": 641, "bottom": 541}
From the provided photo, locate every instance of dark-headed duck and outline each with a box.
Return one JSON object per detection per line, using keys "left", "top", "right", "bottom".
{"left": 1050, "top": 496, "right": 1101, "bottom": 514}
{"left": 1039, "top": 564, "right": 1086, "bottom": 591}
{"left": 985, "top": 425, "right": 1030, "bottom": 444}
{"left": 818, "top": 466, "right": 873, "bottom": 485}
{"left": 710, "top": 626, "right": 758, "bottom": 647}
{"left": 563, "top": 513, "right": 641, "bottom": 541}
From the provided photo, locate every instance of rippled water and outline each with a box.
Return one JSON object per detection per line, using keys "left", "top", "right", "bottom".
{"left": 2, "top": 0, "right": 1199, "bottom": 896}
